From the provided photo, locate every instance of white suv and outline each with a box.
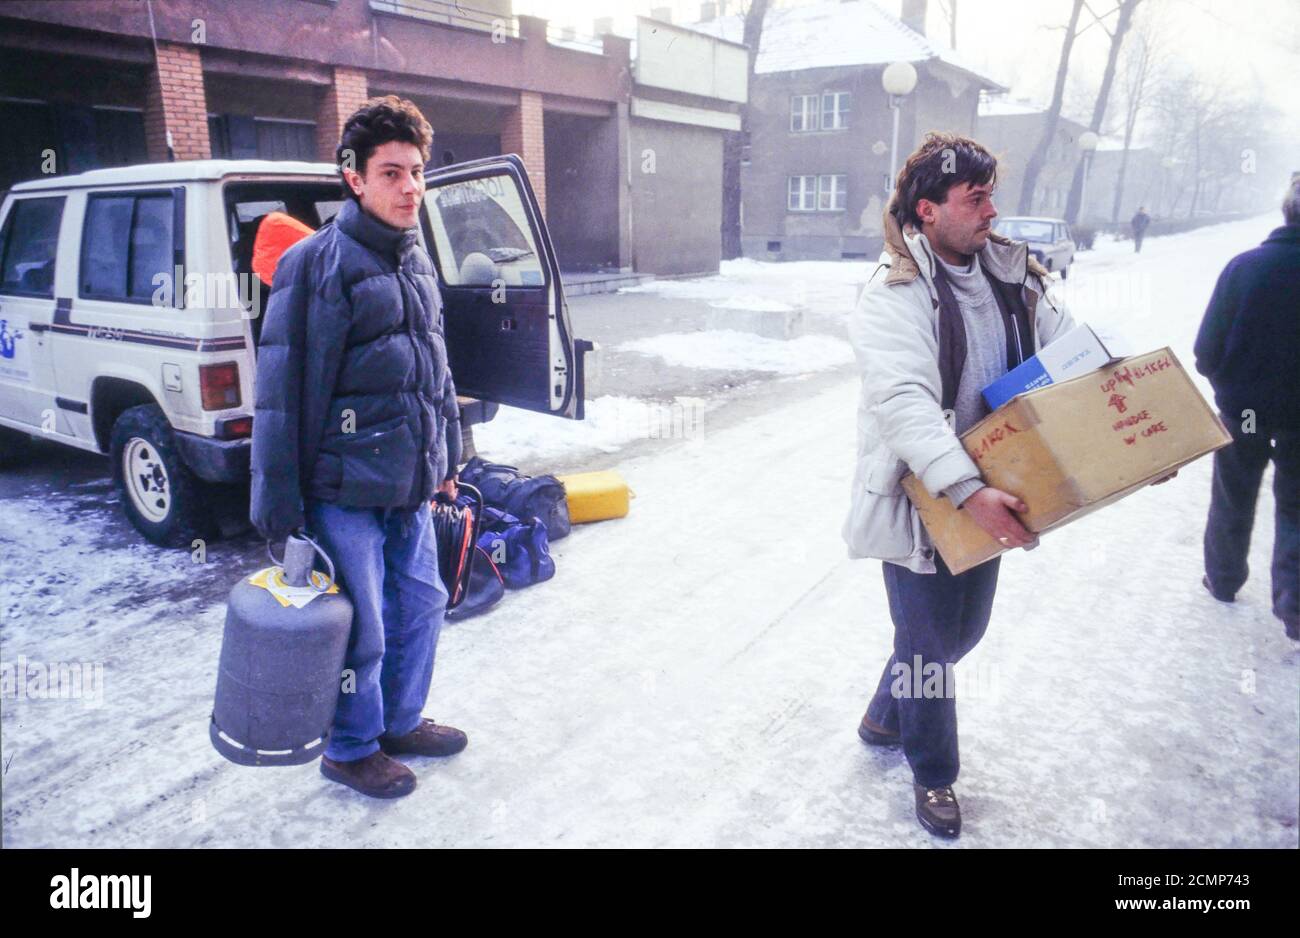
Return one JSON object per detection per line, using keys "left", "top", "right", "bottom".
{"left": 0, "top": 156, "right": 587, "bottom": 546}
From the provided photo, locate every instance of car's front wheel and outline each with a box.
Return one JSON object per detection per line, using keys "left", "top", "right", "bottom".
{"left": 110, "top": 404, "right": 214, "bottom": 547}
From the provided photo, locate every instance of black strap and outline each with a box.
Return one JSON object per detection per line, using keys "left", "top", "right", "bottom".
{"left": 931, "top": 260, "right": 1036, "bottom": 416}
{"left": 929, "top": 262, "right": 966, "bottom": 415}
{"left": 985, "top": 272, "right": 1033, "bottom": 369}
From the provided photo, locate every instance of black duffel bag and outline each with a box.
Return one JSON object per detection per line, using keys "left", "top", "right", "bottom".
{"left": 445, "top": 546, "right": 506, "bottom": 621}
{"left": 458, "top": 457, "right": 570, "bottom": 541}
{"left": 431, "top": 481, "right": 483, "bottom": 610}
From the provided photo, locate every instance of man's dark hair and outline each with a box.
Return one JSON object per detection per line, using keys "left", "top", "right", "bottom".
{"left": 892, "top": 132, "right": 998, "bottom": 229}
{"left": 336, "top": 95, "right": 433, "bottom": 202}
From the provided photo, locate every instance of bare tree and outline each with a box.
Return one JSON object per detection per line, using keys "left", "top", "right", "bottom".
{"left": 1109, "top": 9, "right": 1162, "bottom": 222}
{"left": 1017, "top": 0, "right": 1086, "bottom": 214}
{"left": 937, "top": 0, "right": 957, "bottom": 48}
{"left": 1063, "top": 0, "right": 1143, "bottom": 225}
{"left": 1146, "top": 66, "right": 1246, "bottom": 217}
{"left": 721, "top": 0, "right": 770, "bottom": 259}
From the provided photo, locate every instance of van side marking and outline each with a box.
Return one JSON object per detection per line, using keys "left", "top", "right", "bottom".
{"left": 26, "top": 298, "right": 244, "bottom": 351}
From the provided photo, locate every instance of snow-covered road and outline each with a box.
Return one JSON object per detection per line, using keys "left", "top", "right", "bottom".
{"left": 1, "top": 215, "right": 1295, "bottom": 847}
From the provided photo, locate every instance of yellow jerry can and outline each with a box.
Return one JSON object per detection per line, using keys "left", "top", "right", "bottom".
{"left": 556, "top": 470, "right": 633, "bottom": 524}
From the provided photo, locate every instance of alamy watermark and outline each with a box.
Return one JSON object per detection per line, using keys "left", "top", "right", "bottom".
{"left": 1, "top": 657, "right": 105, "bottom": 708}
{"left": 888, "top": 656, "right": 1001, "bottom": 702}
{"left": 150, "top": 267, "right": 263, "bottom": 320}
{"left": 49, "top": 868, "right": 150, "bottom": 918}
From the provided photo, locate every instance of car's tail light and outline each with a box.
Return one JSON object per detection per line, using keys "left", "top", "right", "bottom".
{"left": 200, "top": 362, "right": 241, "bottom": 410}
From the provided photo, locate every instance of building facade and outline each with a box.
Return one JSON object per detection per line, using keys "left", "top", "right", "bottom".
{"left": 0, "top": 0, "right": 744, "bottom": 276}
{"left": 1087, "top": 144, "right": 1163, "bottom": 225}
{"left": 976, "top": 97, "right": 1096, "bottom": 221}
{"left": 692, "top": 0, "right": 1002, "bottom": 261}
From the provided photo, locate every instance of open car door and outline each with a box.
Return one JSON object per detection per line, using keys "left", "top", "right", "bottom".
{"left": 421, "top": 154, "right": 587, "bottom": 420}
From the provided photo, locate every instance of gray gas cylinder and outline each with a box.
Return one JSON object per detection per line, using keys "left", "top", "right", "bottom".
{"left": 210, "top": 533, "right": 354, "bottom": 766}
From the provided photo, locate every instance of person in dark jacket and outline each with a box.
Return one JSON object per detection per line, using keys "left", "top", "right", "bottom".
{"left": 1131, "top": 207, "right": 1151, "bottom": 253}
{"left": 250, "top": 97, "right": 467, "bottom": 799}
{"left": 1194, "top": 177, "right": 1300, "bottom": 640}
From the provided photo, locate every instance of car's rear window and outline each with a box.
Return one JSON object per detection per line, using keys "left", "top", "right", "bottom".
{"left": 223, "top": 180, "right": 344, "bottom": 279}
{"left": 223, "top": 180, "right": 343, "bottom": 343}
{"left": 996, "top": 219, "right": 1055, "bottom": 242}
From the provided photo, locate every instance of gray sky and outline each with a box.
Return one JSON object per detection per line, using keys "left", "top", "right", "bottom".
{"left": 515, "top": 0, "right": 1300, "bottom": 136}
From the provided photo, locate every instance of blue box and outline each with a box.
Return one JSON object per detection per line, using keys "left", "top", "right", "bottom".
{"left": 983, "top": 324, "right": 1124, "bottom": 411}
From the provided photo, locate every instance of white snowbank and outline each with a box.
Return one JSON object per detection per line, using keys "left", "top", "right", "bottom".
{"left": 620, "top": 258, "right": 867, "bottom": 316}
{"left": 618, "top": 329, "right": 854, "bottom": 375}
{"left": 472, "top": 394, "right": 712, "bottom": 464}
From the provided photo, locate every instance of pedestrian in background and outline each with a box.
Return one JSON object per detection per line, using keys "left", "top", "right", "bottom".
{"left": 1194, "top": 177, "right": 1300, "bottom": 641}
{"left": 1131, "top": 206, "right": 1151, "bottom": 253}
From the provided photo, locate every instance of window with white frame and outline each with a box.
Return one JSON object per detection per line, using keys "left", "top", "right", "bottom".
{"left": 818, "top": 174, "right": 847, "bottom": 211}
{"left": 788, "top": 175, "right": 817, "bottom": 211}
{"left": 788, "top": 175, "right": 846, "bottom": 212}
{"left": 790, "top": 94, "right": 819, "bottom": 132}
{"left": 821, "top": 92, "right": 850, "bottom": 130}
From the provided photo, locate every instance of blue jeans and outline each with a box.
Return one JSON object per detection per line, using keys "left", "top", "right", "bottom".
{"left": 866, "top": 555, "right": 1001, "bottom": 788}
{"left": 304, "top": 499, "right": 448, "bottom": 762}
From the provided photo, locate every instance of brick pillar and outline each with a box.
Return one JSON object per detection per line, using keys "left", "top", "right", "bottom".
{"left": 144, "top": 41, "right": 210, "bottom": 162}
{"left": 499, "top": 91, "right": 546, "bottom": 217}
{"left": 317, "top": 67, "right": 369, "bottom": 162}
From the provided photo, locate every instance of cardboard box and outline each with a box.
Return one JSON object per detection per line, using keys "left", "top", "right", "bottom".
{"left": 902, "top": 348, "right": 1231, "bottom": 574}
{"left": 982, "top": 323, "right": 1126, "bottom": 410}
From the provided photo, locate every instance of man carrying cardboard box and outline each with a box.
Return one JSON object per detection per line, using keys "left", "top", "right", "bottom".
{"left": 1194, "top": 177, "right": 1300, "bottom": 640}
{"left": 842, "top": 133, "right": 1078, "bottom": 838}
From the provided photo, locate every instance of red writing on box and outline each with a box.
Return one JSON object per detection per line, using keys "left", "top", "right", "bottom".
{"left": 971, "top": 420, "right": 1021, "bottom": 462}
{"left": 1112, "top": 409, "right": 1152, "bottom": 430}
{"left": 1123, "top": 419, "right": 1169, "bottom": 445}
{"left": 1099, "top": 355, "right": 1173, "bottom": 394}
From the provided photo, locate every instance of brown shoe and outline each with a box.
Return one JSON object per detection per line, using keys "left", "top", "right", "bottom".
{"left": 379, "top": 718, "right": 468, "bottom": 757}
{"left": 858, "top": 711, "right": 901, "bottom": 747}
{"left": 320, "top": 751, "right": 416, "bottom": 799}
{"left": 913, "top": 784, "right": 961, "bottom": 838}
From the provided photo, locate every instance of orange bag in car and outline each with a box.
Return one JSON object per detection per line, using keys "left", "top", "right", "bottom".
{"left": 252, "top": 212, "right": 315, "bottom": 286}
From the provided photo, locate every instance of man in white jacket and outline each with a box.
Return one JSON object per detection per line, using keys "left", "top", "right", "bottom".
{"left": 843, "top": 133, "right": 1075, "bottom": 838}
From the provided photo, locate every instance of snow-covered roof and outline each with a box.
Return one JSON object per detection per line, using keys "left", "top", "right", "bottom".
{"left": 12, "top": 160, "right": 337, "bottom": 192}
{"left": 976, "top": 99, "right": 1145, "bottom": 152}
{"left": 688, "top": 0, "right": 1003, "bottom": 88}
{"left": 977, "top": 94, "right": 1100, "bottom": 137}
{"left": 978, "top": 96, "right": 1048, "bottom": 117}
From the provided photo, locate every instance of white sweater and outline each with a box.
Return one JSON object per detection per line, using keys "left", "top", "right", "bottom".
{"left": 842, "top": 220, "right": 1074, "bottom": 573}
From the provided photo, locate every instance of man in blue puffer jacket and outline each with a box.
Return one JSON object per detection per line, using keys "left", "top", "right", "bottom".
{"left": 251, "top": 96, "right": 466, "bottom": 799}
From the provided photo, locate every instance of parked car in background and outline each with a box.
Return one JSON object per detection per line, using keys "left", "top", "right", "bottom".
{"left": 994, "top": 216, "right": 1075, "bottom": 279}
{"left": 0, "top": 156, "right": 588, "bottom": 546}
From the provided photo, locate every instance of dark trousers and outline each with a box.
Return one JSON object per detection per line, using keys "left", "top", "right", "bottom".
{"left": 1203, "top": 416, "right": 1300, "bottom": 627}
{"left": 1134, "top": 231, "right": 1146, "bottom": 252}
{"left": 866, "top": 555, "right": 1001, "bottom": 788}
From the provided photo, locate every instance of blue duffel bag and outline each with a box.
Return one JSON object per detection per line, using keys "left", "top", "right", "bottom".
{"left": 458, "top": 457, "right": 571, "bottom": 541}
{"left": 475, "top": 505, "right": 556, "bottom": 589}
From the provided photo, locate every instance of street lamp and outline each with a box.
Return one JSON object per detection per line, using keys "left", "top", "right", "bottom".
{"left": 882, "top": 61, "right": 918, "bottom": 195}
{"left": 1077, "top": 131, "right": 1099, "bottom": 224}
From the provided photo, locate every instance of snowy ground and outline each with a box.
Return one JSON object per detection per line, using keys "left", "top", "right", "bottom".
{"left": 1, "top": 214, "right": 1295, "bottom": 848}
